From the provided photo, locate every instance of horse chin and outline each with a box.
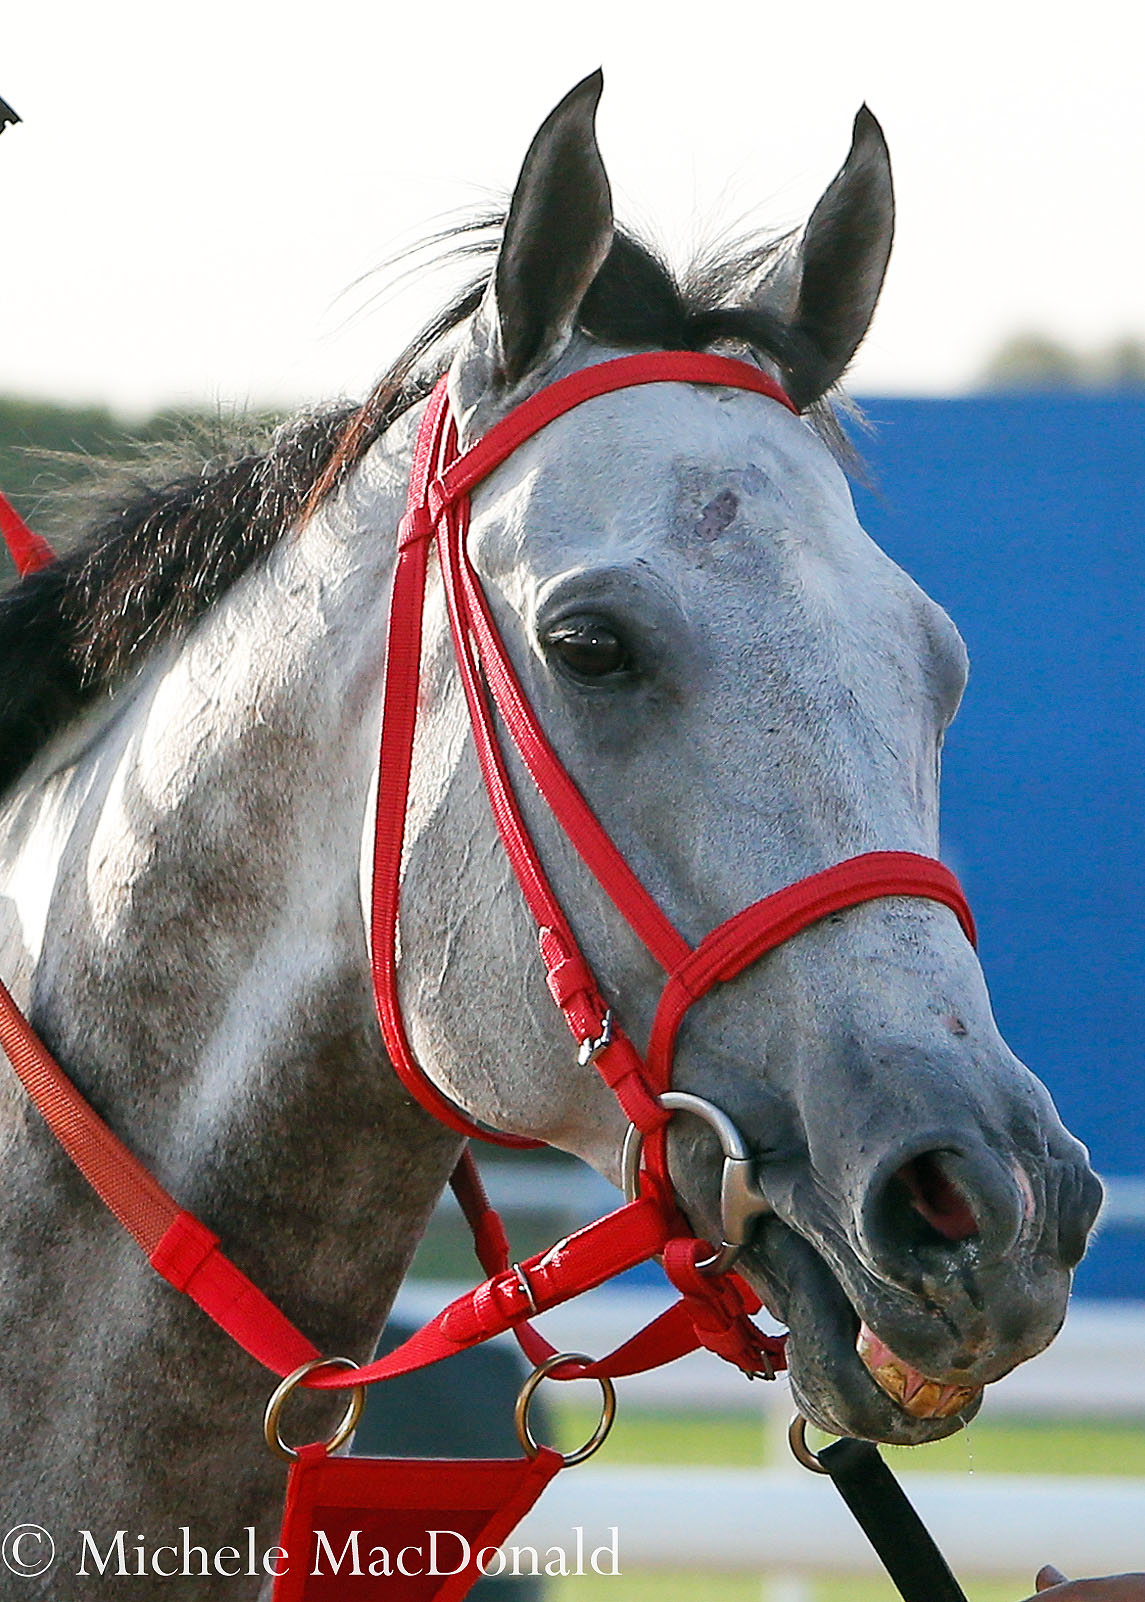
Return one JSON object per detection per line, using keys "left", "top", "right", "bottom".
{"left": 741, "top": 1221, "right": 983, "bottom": 1447}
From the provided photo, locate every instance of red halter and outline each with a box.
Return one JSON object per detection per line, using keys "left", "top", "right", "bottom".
{"left": 0, "top": 350, "right": 975, "bottom": 1399}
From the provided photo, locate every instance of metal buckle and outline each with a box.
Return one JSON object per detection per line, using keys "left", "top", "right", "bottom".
{"left": 511, "top": 1261, "right": 540, "bottom": 1316}
{"left": 577, "top": 1009, "right": 613, "bottom": 1067}
{"left": 621, "top": 1089, "right": 774, "bottom": 1275}
{"left": 752, "top": 1348, "right": 777, "bottom": 1382}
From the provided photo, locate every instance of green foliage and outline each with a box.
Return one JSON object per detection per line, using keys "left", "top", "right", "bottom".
{"left": 556, "top": 1403, "right": 1145, "bottom": 1477}
{"left": 0, "top": 394, "right": 283, "bottom": 581}
{"left": 556, "top": 1403, "right": 766, "bottom": 1467}
{"left": 883, "top": 1418, "right": 1145, "bottom": 1478}
{"left": 980, "top": 333, "right": 1145, "bottom": 390}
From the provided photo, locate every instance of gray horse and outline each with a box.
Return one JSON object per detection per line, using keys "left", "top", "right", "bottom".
{"left": 0, "top": 73, "right": 1100, "bottom": 1596}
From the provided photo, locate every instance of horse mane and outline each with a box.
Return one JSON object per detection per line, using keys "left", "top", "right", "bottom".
{"left": 0, "top": 218, "right": 845, "bottom": 799}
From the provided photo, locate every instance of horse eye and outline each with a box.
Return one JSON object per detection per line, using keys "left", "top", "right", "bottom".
{"left": 544, "top": 617, "right": 631, "bottom": 679}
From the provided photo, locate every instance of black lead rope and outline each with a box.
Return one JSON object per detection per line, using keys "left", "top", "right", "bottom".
{"left": 817, "top": 1436, "right": 970, "bottom": 1602}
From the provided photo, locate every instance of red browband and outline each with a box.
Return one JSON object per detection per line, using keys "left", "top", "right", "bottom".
{"left": 0, "top": 351, "right": 975, "bottom": 1397}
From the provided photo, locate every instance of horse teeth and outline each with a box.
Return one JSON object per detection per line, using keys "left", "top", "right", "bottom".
{"left": 901, "top": 1369, "right": 930, "bottom": 1405}
{"left": 932, "top": 1384, "right": 980, "bottom": 1418}
{"left": 856, "top": 1321, "right": 981, "bottom": 1419}
{"left": 871, "top": 1361, "right": 907, "bottom": 1402}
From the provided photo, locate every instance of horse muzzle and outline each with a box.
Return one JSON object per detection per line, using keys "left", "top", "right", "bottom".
{"left": 623, "top": 1076, "right": 1102, "bottom": 1441}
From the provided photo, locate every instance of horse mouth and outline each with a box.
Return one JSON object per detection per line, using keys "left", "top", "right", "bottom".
{"left": 854, "top": 1322, "right": 980, "bottom": 1420}
{"left": 741, "top": 1219, "right": 987, "bottom": 1445}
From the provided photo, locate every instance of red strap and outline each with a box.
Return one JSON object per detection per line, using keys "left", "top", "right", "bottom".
{"left": 0, "top": 968, "right": 705, "bottom": 1388}
{"left": 434, "top": 352, "right": 799, "bottom": 511}
{"left": 449, "top": 1150, "right": 512, "bottom": 1274}
{"left": 645, "top": 852, "right": 976, "bottom": 1090}
{"left": 369, "top": 387, "right": 539, "bottom": 1148}
{"left": 452, "top": 527, "right": 691, "bottom": 972}
{"left": 0, "top": 491, "right": 55, "bottom": 576}
{"left": 440, "top": 1150, "right": 785, "bottom": 1383}
{"left": 661, "top": 1237, "right": 784, "bottom": 1377}
{"left": 435, "top": 493, "right": 670, "bottom": 1138}
{"left": 151, "top": 1212, "right": 320, "bottom": 1375}
{"left": 0, "top": 979, "right": 179, "bottom": 1250}
{"left": 0, "top": 973, "right": 688, "bottom": 1385}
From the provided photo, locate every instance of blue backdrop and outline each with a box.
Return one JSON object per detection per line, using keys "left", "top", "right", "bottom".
{"left": 851, "top": 394, "right": 1144, "bottom": 1298}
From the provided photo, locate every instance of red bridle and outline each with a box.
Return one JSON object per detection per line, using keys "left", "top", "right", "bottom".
{"left": 0, "top": 350, "right": 976, "bottom": 1400}
{"left": 371, "top": 349, "right": 975, "bottom": 1206}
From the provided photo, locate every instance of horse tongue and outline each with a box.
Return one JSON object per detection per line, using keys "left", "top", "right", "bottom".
{"left": 856, "top": 1321, "right": 980, "bottom": 1420}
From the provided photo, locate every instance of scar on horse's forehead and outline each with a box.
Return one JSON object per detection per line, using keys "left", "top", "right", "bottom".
{"left": 670, "top": 461, "right": 798, "bottom": 547}
{"left": 695, "top": 489, "right": 739, "bottom": 540}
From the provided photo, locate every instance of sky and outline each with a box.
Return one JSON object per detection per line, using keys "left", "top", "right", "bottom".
{"left": 3, "top": 0, "right": 1143, "bottom": 416}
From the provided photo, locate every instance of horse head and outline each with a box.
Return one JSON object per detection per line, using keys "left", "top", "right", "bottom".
{"left": 388, "top": 74, "right": 1102, "bottom": 1445}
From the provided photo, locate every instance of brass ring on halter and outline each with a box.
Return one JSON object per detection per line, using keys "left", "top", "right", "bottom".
{"left": 787, "top": 1412, "right": 833, "bottom": 1475}
{"left": 515, "top": 1351, "right": 616, "bottom": 1467}
{"left": 263, "top": 1357, "right": 366, "bottom": 1463}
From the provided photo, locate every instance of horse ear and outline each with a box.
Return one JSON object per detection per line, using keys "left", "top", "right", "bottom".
{"left": 761, "top": 107, "right": 895, "bottom": 409}
{"left": 455, "top": 72, "right": 614, "bottom": 415}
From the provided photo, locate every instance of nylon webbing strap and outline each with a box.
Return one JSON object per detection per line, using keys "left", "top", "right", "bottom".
{"left": 432, "top": 352, "right": 799, "bottom": 511}
{"left": 368, "top": 385, "right": 537, "bottom": 1148}
{"left": 817, "top": 1438, "right": 970, "bottom": 1602}
{"left": 645, "top": 853, "right": 976, "bottom": 1090}
{"left": 0, "top": 979, "right": 178, "bottom": 1250}
{"left": 0, "top": 969, "right": 742, "bottom": 1388}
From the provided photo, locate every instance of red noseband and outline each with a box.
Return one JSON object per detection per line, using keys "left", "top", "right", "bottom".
{"left": 369, "top": 351, "right": 976, "bottom": 1183}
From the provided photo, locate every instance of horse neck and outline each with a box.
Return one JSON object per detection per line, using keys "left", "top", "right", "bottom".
{"left": 0, "top": 399, "right": 461, "bottom": 1364}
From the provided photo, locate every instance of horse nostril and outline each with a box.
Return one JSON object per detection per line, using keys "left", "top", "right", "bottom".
{"left": 894, "top": 1152, "right": 979, "bottom": 1243}
{"left": 860, "top": 1141, "right": 1026, "bottom": 1283}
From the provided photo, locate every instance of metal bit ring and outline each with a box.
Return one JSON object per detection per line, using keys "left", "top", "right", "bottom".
{"left": 788, "top": 1412, "right": 833, "bottom": 1475}
{"left": 621, "top": 1090, "right": 773, "bottom": 1275}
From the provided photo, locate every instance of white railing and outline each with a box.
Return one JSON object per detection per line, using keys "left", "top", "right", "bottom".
{"left": 396, "top": 1283, "right": 1145, "bottom": 1415}
{"left": 443, "top": 1162, "right": 1145, "bottom": 1229}
{"left": 390, "top": 1284, "right": 1145, "bottom": 1579}
{"left": 404, "top": 1167, "right": 1145, "bottom": 1580}
{"left": 513, "top": 1467, "right": 1145, "bottom": 1577}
